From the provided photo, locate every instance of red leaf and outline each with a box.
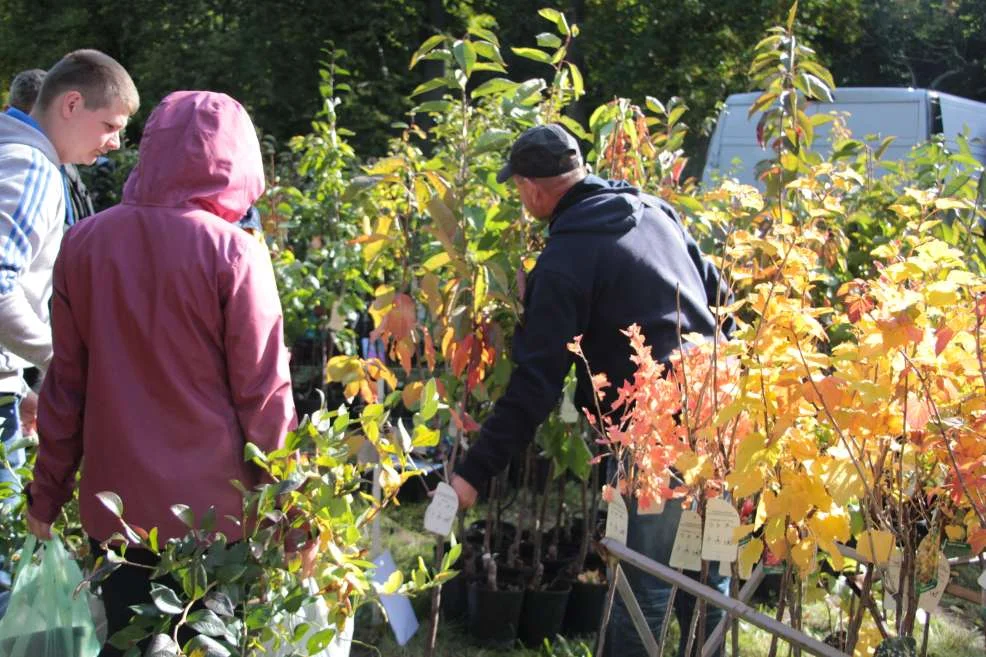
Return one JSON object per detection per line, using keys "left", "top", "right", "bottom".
{"left": 935, "top": 326, "right": 955, "bottom": 356}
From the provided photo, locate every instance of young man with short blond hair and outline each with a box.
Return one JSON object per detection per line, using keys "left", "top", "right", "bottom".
{"left": 0, "top": 49, "right": 137, "bottom": 508}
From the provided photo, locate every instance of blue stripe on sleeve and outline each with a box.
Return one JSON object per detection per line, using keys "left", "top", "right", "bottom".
{"left": 0, "top": 151, "right": 54, "bottom": 294}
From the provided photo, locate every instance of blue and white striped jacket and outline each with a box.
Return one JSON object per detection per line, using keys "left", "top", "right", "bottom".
{"left": 0, "top": 110, "right": 64, "bottom": 393}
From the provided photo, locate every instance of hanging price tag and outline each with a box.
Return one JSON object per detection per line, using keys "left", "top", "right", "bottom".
{"left": 669, "top": 510, "right": 703, "bottom": 572}
{"left": 918, "top": 553, "right": 950, "bottom": 613}
{"left": 423, "top": 482, "right": 459, "bottom": 536}
{"left": 702, "top": 498, "right": 740, "bottom": 564}
{"left": 605, "top": 495, "right": 629, "bottom": 545}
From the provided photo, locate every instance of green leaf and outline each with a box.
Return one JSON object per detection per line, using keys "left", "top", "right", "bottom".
{"left": 96, "top": 491, "right": 124, "bottom": 518}
{"left": 243, "top": 442, "right": 268, "bottom": 464}
{"left": 410, "top": 78, "right": 449, "bottom": 98}
{"left": 150, "top": 584, "right": 184, "bottom": 615}
{"left": 471, "top": 77, "right": 518, "bottom": 99}
{"left": 410, "top": 34, "right": 446, "bottom": 69}
{"left": 568, "top": 62, "right": 584, "bottom": 98}
{"left": 559, "top": 117, "right": 589, "bottom": 141}
{"left": 511, "top": 47, "right": 553, "bottom": 65}
{"left": 538, "top": 7, "right": 570, "bottom": 35}
{"left": 187, "top": 609, "right": 227, "bottom": 638}
{"left": 307, "top": 628, "right": 340, "bottom": 653}
{"left": 381, "top": 570, "right": 403, "bottom": 594}
{"left": 144, "top": 634, "right": 179, "bottom": 657}
{"left": 171, "top": 504, "right": 195, "bottom": 529}
{"left": 536, "top": 32, "right": 562, "bottom": 49}
{"left": 412, "top": 424, "right": 440, "bottom": 448}
{"left": 183, "top": 635, "right": 231, "bottom": 657}
{"left": 452, "top": 40, "right": 477, "bottom": 77}
{"left": 874, "top": 136, "right": 897, "bottom": 160}
{"left": 422, "top": 252, "right": 451, "bottom": 272}
{"left": 181, "top": 562, "right": 209, "bottom": 600}
{"left": 414, "top": 100, "right": 454, "bottom": 114}
{"left": 467, "top": 26, "right": 499, "bottom": 47}
{"left": 471, "top": 129, "right": 513, "bottom": 156}
{"left": 204, "top": 591, "right": 235, "bottom": 619}
{"left": 787, "top": 1, "right": 799, "bottom": 32}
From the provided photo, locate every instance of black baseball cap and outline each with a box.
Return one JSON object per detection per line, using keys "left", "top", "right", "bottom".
{"left": 496, "top": 124, "right": 583, "bottom": 183}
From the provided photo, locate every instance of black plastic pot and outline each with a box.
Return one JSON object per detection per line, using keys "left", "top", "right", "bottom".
{"left": 562, "top": 579, "right": 608, "bottom": 636}
{"left": 518, "top": 582, "right": 572, "bottom": 647}
{"left": 467, "top": 582, "right": 525, "bottom": 647}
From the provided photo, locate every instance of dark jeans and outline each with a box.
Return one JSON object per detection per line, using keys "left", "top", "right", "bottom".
{"left": 90, "top": 539, "right": 198, "bottom": 657}
{"left": 604, "top": 501, "right": 731, "bottom": 657}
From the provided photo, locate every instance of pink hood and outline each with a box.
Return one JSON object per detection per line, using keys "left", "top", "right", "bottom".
{"left": 124, "top": 90, "right": 263, "bottom": 222}
{"left": 32, "top": 92, "right": 296, "bottom": 542}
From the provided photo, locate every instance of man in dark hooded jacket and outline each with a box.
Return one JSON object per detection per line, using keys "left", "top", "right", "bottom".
{"left": 450, "top": 124, "right": 732, "bottom": 657}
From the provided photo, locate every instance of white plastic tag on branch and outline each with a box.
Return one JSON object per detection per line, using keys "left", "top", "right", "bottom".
{"left": 919, "top": 553, "right": 950, "bottom": 613}
{"left": 702, "top": 498, "right": 740, "bottom": 564}
{"left": 978, "top": 568, "right": 986, "bottom": 590}
{"left": 605, "top": 494, "right": 629, "bottom": 545}
{"left": 669, "top": 510, "right": 703, "bottom": 572}
{"left": 423, "top": 482, "right": 459, "bottom": 536}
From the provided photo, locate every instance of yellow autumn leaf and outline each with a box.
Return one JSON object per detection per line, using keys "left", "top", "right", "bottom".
{"left": 925, "top": 280, "right": 960, "bottom": 307}
{"left": 363, "top": 214, "right": 394, "bottom": 263}
{"left": 675, "top": 450, "right": 713, "bottom": 486}
{"left": 738, "top": 539, "right": 764, "bottom": 580}
{"left": 791, "top": 537, "right": 817, "bottom": 577}
{"left": 808, "top": 509, "right": 851, "bottom": 570}
{"left": 733, "top": 524, "right": 756, "bottom": 542}
{"left": 944, "top": 524, "right": 965, "bottom": 541}
{"left": 855, "top": 529, "right": 894, "bottom": 565}
{"left": 726, "top": 467, "right": 764, "bottom": 499}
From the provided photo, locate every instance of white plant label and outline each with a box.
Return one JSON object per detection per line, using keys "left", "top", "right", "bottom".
{"left": 702, "top": 498, "right": 740, "bottom": 564}
{"left": 423, "top": 482, "right": 458, "bottom": 536}
{"left": 978, "top": 569, "right": 986, "bottom": 590}
{"left": 605, "top": 494, "right": 629, "bottom": 545}
{"left": 669, "top": 510, "right": 703, "bottom": 572}
{"left": 371, "top": 550, "right": 419, "bottom": 646}
{"left": 884, "top": 550, "right": 950, "bottom": 614}
{"left": 918, "top": 554, "right": 950, "bottom": 612}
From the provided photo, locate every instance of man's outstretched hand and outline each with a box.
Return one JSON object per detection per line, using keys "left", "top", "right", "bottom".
{"left": 450, "top": 475, "right": 478, "bottom": 510}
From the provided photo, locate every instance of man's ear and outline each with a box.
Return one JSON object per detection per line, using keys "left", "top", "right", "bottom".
{"left": 60, "top": 90, "right": 85, "bottom": 119}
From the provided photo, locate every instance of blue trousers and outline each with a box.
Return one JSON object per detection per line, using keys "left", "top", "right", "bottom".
{"left": 604, "top": 501, "right": 730, "bottom": 657}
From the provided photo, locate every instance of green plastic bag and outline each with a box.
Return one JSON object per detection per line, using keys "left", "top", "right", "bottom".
{"left": 0, "top": 536, "right": 100, "bottom": 657}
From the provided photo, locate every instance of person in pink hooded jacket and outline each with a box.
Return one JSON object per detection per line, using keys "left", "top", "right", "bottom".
{"left": 25, "top": 91, "right": 296, "bottom": 655}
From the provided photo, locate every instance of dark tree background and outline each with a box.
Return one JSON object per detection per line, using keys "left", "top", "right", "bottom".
{"left": 3, "top": 0, "right": 985, "bottom": 159}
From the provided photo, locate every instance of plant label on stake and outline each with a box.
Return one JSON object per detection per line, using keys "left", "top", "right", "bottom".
{"left": 605, "top": 494, "right": 629, "bottom": 545}
{"left": 702, "top": 498, "right": 740, "bottom": 566}
{"left": 918, "top": 553, "right": 950, "bottom": 613}
{"left": 669, "top": 510, "right": 703, "bottom": 572}
{"left": 424, "top": 482, "right": 458, "bottom": 536}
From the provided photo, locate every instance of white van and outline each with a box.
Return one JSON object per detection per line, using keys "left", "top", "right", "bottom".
{"left": 701, "top": 87, "right": 986, "bottom": 186}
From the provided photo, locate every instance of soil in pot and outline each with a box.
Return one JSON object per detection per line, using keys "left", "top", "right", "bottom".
{"left": 466, "top": 582, "right": 525, "bottom": 648}
{"left": 518, "top": 581, "right": 572, "bottom": 648}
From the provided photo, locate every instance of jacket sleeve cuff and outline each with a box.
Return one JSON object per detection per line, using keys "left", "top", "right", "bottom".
{"left": 453, "top": 455, "right": 491, "bottom": 494}
{"left": 25, "top": 483, "right": 63, "bottom": 524}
